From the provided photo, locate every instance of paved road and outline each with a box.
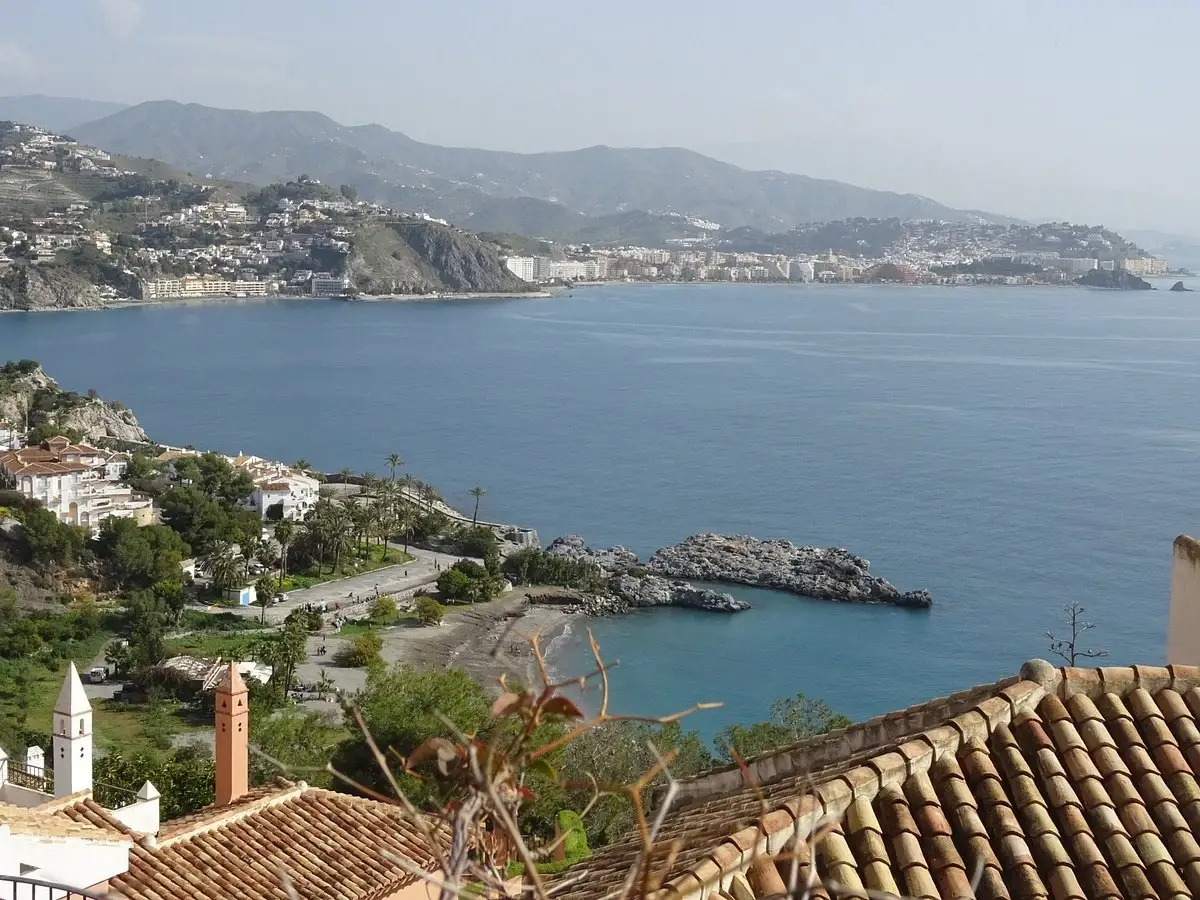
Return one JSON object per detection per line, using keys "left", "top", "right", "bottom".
{"left": 238, "top": 545, "right": 473, "bottom": 624}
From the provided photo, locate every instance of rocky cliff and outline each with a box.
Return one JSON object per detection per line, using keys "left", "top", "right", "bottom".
{"left": 0, "top": 264, "right": 108, "bottom": 311}
{"left": 1076, "top": 269, "right": 1153, "bottom": 290}
{"left": 648, "top": 533, "right": 932, "bottom": 607}
{"left": 0, "top": 361, "right": 149, "bottom": 443}
{"left": 344, "top": 221, "right": 533, "bottom": 295}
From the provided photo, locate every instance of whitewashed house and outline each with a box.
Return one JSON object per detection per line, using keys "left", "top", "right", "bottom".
{"left": 0, "top": 437, "right": 152, "bottom": 534}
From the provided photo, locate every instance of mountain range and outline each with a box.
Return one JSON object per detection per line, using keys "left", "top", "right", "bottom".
{"left": 0, "top": 95, "right": 1015, "bottom": 241}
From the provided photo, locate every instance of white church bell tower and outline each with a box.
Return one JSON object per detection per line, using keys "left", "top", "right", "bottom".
{"left": 52, "top": 661, "right": 93, "bottom": 796}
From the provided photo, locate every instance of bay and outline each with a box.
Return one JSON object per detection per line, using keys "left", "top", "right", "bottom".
{"left": 2, "top": 283, "right": 1197, "bottom": 738}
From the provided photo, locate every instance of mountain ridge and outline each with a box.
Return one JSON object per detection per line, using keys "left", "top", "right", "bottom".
{"left": 51, "top": 98, "right": 1013, "bottom": 238}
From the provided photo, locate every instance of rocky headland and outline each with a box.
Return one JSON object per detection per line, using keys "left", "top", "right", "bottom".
{"left": 0, "top": 265, "right": 109, "bottom": 311}
{"left": 0, "top": 361, "right": 148, "bottom": 443}
{"left": 1076, "top": 269, "right": 1153, "bottom": 291}
{"left": 648, "top": 533, "right": 932, "bottom": 608}
{"left": 543, "top": 534, "right": 750, "bottom": 614}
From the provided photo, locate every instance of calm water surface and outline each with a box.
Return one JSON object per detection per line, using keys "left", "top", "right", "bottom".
{"left": 2, "top": 283, "right": 1197, "bottom": 737}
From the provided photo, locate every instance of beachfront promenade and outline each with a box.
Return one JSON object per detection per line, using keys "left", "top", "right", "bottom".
{"left": 232, "top": 544, "right": 470, "bottom": 624}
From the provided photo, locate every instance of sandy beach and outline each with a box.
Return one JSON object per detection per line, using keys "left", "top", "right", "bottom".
{"left": 294, "top": 587, "right": 584, "bottom": 701}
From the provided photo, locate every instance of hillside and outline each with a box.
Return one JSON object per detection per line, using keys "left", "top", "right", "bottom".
{"left": 0, "top": 360, "right": 148, "bottom": 442}
{"left": 343, "top": 221, "right": 532, "bottom": 295}
{"left": 70, "top": 100, "right": 1008, "bottom": 236}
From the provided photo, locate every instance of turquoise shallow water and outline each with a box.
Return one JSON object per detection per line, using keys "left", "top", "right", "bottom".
{"left": 2, "top": 283, "right": 1198, "bottom": 738}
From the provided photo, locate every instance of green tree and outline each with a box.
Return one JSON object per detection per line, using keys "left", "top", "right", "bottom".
{"left": 253, "top": 617, "right": 308, "bottom": 699}
{"left": 339, "top": 184, "right": 358, "bottom": 201}
{"left": 250, "top": 706, "right": 342, "bottom": 787}
{"left": 105, "top": 639, "right": 132, "bottom": 677}
{"left": 414, "top": 595, "right": 443, "bottom": 626}
{"left": 469, "top": 486, "right": 486, "bottom": 525}
{"left": 713, "top": 692, "right": 851, "bottom": 763}
{"left": 437, "top": 567, "right": 472, "bottom": 601}
{"left": 273, "top": 519, "right": 295, "bottom": 590}
{"left": 94, "top": 747, "right": 215, "bottom": 819}
{"left": 339, "top": 629, "right": 383, "bottom": 668}
{"left": 95, "top": 518, "right": 190, "bottom": 589}
{"left": 330, "top": 666, "right": 491, "bottom": 806}
{"left": 560, "top": 721, "right": 714, "bottom": 845}
{"left": 20, "top": 507, "right": 88, "bottom": 569}
{"left": 201, "top": 541, "right": 246, "bottom": 591}
{"left": 385, "top": 453, "right": 403, "bottom": 483}
{"left": 370, "top": 595, "right": 398, "bottom": 621}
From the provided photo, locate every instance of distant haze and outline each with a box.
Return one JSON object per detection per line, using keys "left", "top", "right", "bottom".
{"left": 2, "top": 0, "right": 1195, "bottom": 235}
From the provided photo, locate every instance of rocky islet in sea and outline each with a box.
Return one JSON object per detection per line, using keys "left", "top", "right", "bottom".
{"left": 542, "top": 532, "right": 931, "bottom": 614}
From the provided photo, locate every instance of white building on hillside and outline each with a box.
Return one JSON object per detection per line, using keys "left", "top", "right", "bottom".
{"left": 0, "top": 437, "right": 152, "bottom": 533}
{"left": 230, "top": 453, "right": 320, "bottom": 521}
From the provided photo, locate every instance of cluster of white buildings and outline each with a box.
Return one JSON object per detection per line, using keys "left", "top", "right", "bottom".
{"left": 155, "top": 448, "right": 320, "bottom": 521}
{"left": 0, "top": 436, "right": 153, "bottom": 533}
{"left": 505, "top": 256, "right": 610, "bottom": 283}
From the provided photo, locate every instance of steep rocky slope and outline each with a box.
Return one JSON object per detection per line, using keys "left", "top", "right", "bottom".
{"left": 0, "top": 265, "right": 107, "bottom": 311}
{"left": 345, "top": 222, "right": 532, "bottom": 295}
{"left": 0, "top": 361, "right": 148, "bottom": 442}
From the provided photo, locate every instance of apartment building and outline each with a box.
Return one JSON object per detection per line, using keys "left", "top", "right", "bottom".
{"left": 310, "top": 272, "right": 351, "bottom": 296}
{"left": 0, "top": 437, "right": 152, "bottom": 533}
{"left": 140, "top": 276, "right": 270, "bottom": 300}
{"left": 1122, "top": 257, "right": 1169, "bottom": 276}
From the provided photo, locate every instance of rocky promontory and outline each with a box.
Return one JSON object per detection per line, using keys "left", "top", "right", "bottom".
{"left": 1170, "top": 281, "right": 1194, "bottom": 292}
{"left": 543, "top": 535, "right": 749, "bottom": 614}
{"left": 0, "top": 361, "right": 149, "bottom": 443}
{"left": 1076, "top": 269, "right": 1152, "bottom": 291}
{"left": 0, "top": 265, "right": 108, "bottom": 311}
{"left": 648, "top": 533, "right": 932, "bottom": 608}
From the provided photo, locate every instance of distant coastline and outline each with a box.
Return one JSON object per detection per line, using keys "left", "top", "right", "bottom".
{"left": 0, "top": 289, "right": 557, "bottom": 314}
{"left": 4, "top": 275, "right": 1191, "bottom": 315}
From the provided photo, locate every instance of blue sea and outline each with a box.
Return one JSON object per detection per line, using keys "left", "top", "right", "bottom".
{"left": 3, "top": 283, "right": 1197, "bottom": 738}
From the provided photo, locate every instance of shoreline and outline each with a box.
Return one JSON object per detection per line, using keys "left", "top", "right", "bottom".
{"left": 0, "top": 290, "right": 558, "bottom": 314}
{"left": 5, "top": 275, "right": 1187, "bottom": 314}
{"left": 297, "top": 588, "right": 580, "bottom": 697}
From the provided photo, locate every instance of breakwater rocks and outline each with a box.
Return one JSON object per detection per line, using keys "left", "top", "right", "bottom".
{"left": 648, "top": 533, "right": 932, "bottom": 608}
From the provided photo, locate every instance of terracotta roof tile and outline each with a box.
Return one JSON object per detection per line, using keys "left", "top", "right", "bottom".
{"left": 110, "top": 781, "right": 440, "bottom": 900}
{"left": 560, "top": 662, "right": 1200, "bottom": 900}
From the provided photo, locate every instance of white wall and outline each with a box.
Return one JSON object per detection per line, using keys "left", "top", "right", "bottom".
{"left": 0, "top": 833, "right": 129, "bottom": 896}
{"left": 1168, "top": 535, "right": 1200, "bottom": 663}
{"left": 111, "top": 795, "right": 159, "bottom": 835}
{"left": 0, "top": 782, "right": 53, "bottom": 808}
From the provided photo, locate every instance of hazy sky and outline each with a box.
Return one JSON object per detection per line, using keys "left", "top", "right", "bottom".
{"left": 1, "top": 0, "right": 1196, "bottom": 234}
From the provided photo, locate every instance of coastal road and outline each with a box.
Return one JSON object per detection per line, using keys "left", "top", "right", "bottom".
{"left": 238, "top": 546, "right": 474, "bottom": 624}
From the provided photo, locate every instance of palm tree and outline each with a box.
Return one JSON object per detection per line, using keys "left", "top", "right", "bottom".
{"left": 386, "top": 454, "right": 403, "bottom": 483}
{"left": 337, "top": 467, "right": 354, "bottom": 486}
{"left": 395, "top": 504, "right": 415, "bottom": 554}
{"left": 292, "top": 459, "right": 311, "bottom": 475}
{"left": 469, "top": 486, "right": 487, "bottom": 525}
{"left": 202, "top": 541, "right": 246, "bottom": 592}
{"left": 274, "top": 519, "right": 295, "bottom": 591}
{"left": 361, "top": 472, "right": 379, "bottom": 497}
{"left": 324, "top": 506, "right": 353, "bottom": 574}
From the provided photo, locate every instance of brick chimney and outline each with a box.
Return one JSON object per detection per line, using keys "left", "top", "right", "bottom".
{"left": 1168, "top": 535, "right": 1200, "bottom": 664}
{"left": 214, "top": 663, "right": 249, "bottom": 806}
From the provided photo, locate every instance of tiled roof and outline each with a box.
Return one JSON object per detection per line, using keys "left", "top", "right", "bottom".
{"left": 0, "top": 797, "right": 133, "bottom": 842}
{"left": 558, "top": 661, "right": 1200, "bottom": 900}
{"left": 111, "top": 779, "right": 441, "bottom": 900}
